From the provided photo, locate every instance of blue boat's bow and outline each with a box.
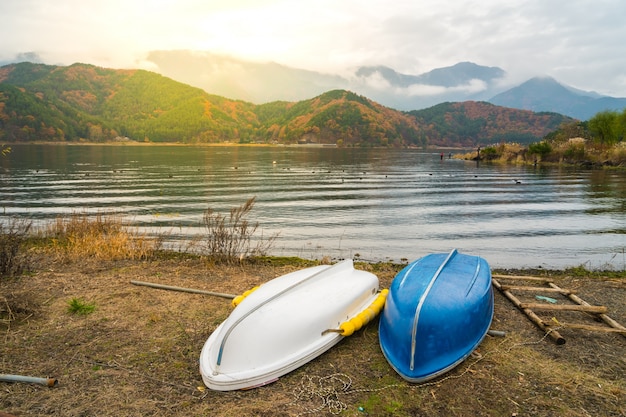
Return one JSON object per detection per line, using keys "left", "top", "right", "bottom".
{"left": 379, "top": 249, "right": 494, "bottom": 382}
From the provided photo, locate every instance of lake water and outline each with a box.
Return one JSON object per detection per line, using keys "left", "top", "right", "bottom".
{"left": 1, "top": 144, "right": 624, "bottom": 270}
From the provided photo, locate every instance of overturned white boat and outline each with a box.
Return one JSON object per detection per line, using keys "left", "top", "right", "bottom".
{"left": 199, "top": 259, "right": 385, "bottom": 391}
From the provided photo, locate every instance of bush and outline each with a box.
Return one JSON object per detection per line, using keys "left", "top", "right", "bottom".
{"left": 202, "top": 197, "right": 278, "bottom": 263}
{"left": 480, "top": 146, "right": 498, "bottom": 161}
{"left": 0, "top": 217, "right": 32, "bottom": 277}
{"left": 528, "top": 141, "right": 552, "bottom": 160}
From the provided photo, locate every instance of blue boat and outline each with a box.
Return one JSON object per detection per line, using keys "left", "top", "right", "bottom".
{"left": 379, "top": 249, "right": 494, "bottom": 383}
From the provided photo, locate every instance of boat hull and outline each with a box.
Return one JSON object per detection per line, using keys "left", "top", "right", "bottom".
{"left": 379, "top": 249, "right": 493, "bottom": 383}
{"left": 200, "top": 259, "right": 379, "bottom": 391}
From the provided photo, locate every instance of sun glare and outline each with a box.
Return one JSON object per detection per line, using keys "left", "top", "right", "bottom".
{"left": 194, "top": 5, "right": 296, "bottom": 61}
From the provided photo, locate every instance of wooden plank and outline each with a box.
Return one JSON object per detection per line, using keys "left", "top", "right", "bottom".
{"left": 499, "top": 285, "right": 573, "bottom": 294}
{"left": 546, "top": 322, "right": 626, "bottom": 334}
{"left": 518, "top": 303, "right": 607, "bottom": 313}
{"left": 492, "top": 275, "right": 553, "bottom": 282}
{"left": 548, "top": 282, "right": 626, "bottom": 339}
{"left": 492, "top": 279, "right": 566, "bottom": 344}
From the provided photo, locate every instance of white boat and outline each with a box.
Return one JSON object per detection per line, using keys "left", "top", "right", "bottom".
{"left": 199, "top": 259, "right": 384, "bottom": 391}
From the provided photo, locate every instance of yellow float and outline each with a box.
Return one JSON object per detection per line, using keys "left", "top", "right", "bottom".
{"left": 338, "top": 289, "right": 389, "bottom": 336}
{"left": 231, "top": 286, "right": 260, "bottom": 307}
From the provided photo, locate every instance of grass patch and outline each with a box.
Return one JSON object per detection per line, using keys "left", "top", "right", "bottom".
{"left": 67, "top": 297, "right": 96, "bottom": 315}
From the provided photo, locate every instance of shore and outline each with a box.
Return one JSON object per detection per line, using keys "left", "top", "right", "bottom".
{"left": 1, "top": 253, "right": 624, "bottom": 416}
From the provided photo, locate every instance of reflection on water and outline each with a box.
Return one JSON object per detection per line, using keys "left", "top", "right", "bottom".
{"left": 1, "top": 145, "right": 624, "bottom": 270}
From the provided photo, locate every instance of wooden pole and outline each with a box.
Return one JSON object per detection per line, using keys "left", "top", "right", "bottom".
{"left": 130, "top": 280, "right": 235, "bottom": 300}
{"left": 492, "top": 279, "right": 566, "bottom": 345}
{"left": 492, "top": 275, "right": 553, "bottom": 282}
{"left": 552, "top": 322, "right": 626, "bottom": 334}
{"left": 518, "top": 303, "right": 608, "bottom": 314}
{"left": 498, "top": 285, "right": 574, "bottom": 294}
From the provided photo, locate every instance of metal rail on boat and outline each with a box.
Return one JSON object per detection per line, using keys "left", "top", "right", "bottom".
{"left": 410, "top": 249, "right": 457, "bottom": 371}
{"left": 215, "top": 260, "right": 349, "bottom": 368}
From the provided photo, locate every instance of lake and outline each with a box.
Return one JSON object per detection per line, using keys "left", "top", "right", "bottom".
{"left": 1, "top": 144, "right": 624, "bottom": 270}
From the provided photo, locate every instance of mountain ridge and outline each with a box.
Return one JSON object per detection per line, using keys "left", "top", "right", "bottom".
{"left": 0, "top": 62, "right": 575, "bottom": 147}
{"left": 3, "top": 51, "right": 625, "bottom": 119}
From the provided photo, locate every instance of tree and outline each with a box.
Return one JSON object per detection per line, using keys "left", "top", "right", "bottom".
{"left": 618, "top": 109, "right": 626, "bottom": 143}
{"left": 528, "top": 141, "right": 552, "bottom": 159}
{"left": 588, "top": 111, "right": 619, "bottom": 145}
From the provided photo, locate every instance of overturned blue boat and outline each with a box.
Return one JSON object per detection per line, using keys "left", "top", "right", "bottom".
{"left": 379, "top": 249, "right": 494, "bottom": 383}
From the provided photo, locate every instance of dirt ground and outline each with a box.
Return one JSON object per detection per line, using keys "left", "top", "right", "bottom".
{"left": 1, "top": 255, "right": 624, "bottom": 416}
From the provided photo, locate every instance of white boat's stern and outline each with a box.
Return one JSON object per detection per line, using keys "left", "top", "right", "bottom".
{"left": 199, "top": 327, "right": 343, "bottom": 391}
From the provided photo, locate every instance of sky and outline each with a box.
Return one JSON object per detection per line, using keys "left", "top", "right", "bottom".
{"left": 2, "top": 0, "right": 626, "bottom": 97}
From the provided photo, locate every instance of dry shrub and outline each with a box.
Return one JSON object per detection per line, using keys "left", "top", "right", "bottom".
{"left": 495, "top": 143, "right": 526, "bottom": 162}
{"left": 0, "top": 217, "right": 32, "bottom": 277}
{"left": 607, "top": 142, "right": 626, "bottom": 165}
{"left": 43, "top": 212, "right": 163, "bottom": 262}
{"left": 202, "top": 197, "right": 278, "bottom": 263}
{"left": 0, "top": 291, "right": 37, "bottom": 327}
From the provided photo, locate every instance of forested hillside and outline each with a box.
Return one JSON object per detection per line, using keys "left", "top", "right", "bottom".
{"left": 255, "top": 90, "right": 423, "bottom": 146}
{"left": 408, "top": 102, "right": 574, "bottom": 147}
{"left": 0, "top": 62, "right": 574, "bottom": 147}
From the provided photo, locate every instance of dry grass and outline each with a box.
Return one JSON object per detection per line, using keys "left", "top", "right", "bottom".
{"left": 38, "top": 212, "right": 164, "bottom": 262}
{"left": 0, "top": 218, "right": 32, "bottom": 277}
{"left": 1, "top": 248, "right": 624, "bottom": 416}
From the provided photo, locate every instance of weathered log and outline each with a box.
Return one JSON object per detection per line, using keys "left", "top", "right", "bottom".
{"left": 518, "top": 303, "right": 608, "bottom": 314}
{"left": 546, "top": 322, "right": 626, "bottom": 334}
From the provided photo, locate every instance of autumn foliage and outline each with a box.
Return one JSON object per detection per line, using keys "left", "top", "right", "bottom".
{"left": 1, "top": 62, "right": 573, "bottom": 147}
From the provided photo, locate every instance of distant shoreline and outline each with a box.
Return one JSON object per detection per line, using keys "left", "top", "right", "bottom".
{"left": 2, "top": 140, "right": 467, "bottom": 151}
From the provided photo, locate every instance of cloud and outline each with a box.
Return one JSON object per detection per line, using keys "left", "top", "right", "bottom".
{"left": 357, "top": 70, "right": 489, "bottom": 97}
{"left": 1, "top": 0, "right": 626, "bottom": 96}
{"left": 402, "top": 79, "right": 488, "bottom": 97}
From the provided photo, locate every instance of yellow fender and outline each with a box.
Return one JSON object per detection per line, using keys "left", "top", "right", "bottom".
{"left": 339, "top": 289, "right": 389, "bottom": 336}
{"left": 231, "top": 286, "right": 260, "bottom": 307}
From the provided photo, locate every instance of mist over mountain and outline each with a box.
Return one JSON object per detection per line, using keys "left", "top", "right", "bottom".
{"left": 145, "top": 51, "right": 348, "bottom": 104}
{"left": 145, "top": 52, "right": 509, "bottom": 110}
{"left": 351, "top": 62, "right": 506, "bottom": 110}
{"left": 144, "top": 51, "right": 626, "bottom": 120}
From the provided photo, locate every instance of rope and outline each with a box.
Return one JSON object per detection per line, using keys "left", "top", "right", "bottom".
{"left": 284, "top": 327, "right": 563, "bottom": 415}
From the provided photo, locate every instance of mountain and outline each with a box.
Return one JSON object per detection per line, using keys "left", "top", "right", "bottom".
{"left": 353, "top": 62, "right": 506, "bottom": 110}
{"left": 0, "top": 62, "right": 260, "bottom": 143}
{"left": 358, "top": 62, "right": 506, "bottom": 88}
{"left": 143, "top": 51, "right": 626, "bottom": 119}
{"left": 0, "top": 62, "right": 574, "bottom": 147}
{"left": 488, "top": 77, "right": 626, "bottom": 120}
{"left": 145, "top": 51, "right": 507, "bottom": 111}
